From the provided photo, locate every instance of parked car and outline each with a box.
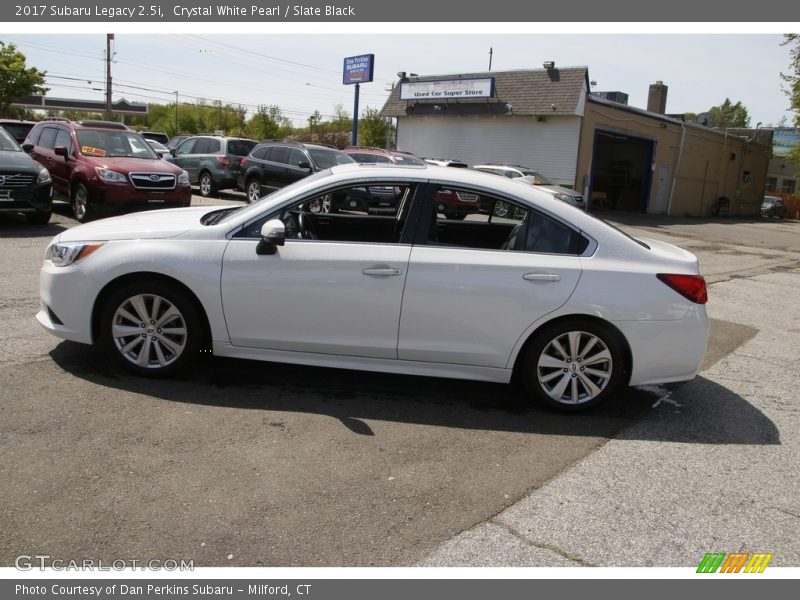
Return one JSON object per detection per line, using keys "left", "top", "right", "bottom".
{"left": 37, "top": 164, "right": 709, "bottom": 412}
{"left": 474, "top": 164, "right": 586, "bottom": 210}
{"left": 422, "top": 157, "right": 469, "bottom": 168}
{"left": 140, "top": 131, "right": 169, "bottom": 145}
{"left": 167, "top": 135, "right": 257, "bottom": 197}
{"left": 23, "top": 118, "right": 191, "bottom": 222}
{"left": 0, "top": 119, "right": 37, "bottom": 145}
{"left": 237, "top": 140, "right": 354, "bottom": 204}
{"left": 0, "top": 126, "right": 53, "bottom": 224}
{"left": 761, "top": 195, "right": 786, "bottom": 219}
{"left": 343, "top": 147, "right": 426, "bottom": 166}
{"left": 145, "top": 139, "right": 170, "bottom": 159}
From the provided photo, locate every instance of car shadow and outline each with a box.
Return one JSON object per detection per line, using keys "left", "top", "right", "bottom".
{"left": 0, "top": 213, "right": 67, "bottom": 237}
{"left": 48, "top": 340, "right": 779, "bottom": 446}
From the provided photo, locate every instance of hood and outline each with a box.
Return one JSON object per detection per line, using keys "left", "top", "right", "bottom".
{"left": 0, "top": 149, "right": 42, "bottom": 172}
{"left": 58, "top": 206, "right": 212, "bottom": 242}
{"left": 82, "top": 155, "right": 183, "bottom": 175}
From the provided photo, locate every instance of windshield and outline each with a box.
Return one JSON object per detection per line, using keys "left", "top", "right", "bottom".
{"left": 0, "top": 127, "right": 21, "bottom": 151}
{"left": 309, "top": 148, "right": 355, "bottom": 169}
{"left": 392, "top": 154, "right": 426, "bottom": 166}
{"left": 76, "top": 130, "right": 158, "bottom": 159}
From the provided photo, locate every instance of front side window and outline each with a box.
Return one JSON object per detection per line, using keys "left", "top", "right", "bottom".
{"left": 288, "top": 148, "right": 309, "bottom": 167}
{"left": 37, "top": 127, "right": 58, "bottom": 150}
{"left": 236, "top": 181, "right": 415, "bottom": 244}
{"left": 267, "top": 146, "right": 290, "bottom": 165}
{"left": 54, "top": 129, "right": 72, "bottom": 154}
{"left": 175, "top": 138, "right": 197, "bottom": 155}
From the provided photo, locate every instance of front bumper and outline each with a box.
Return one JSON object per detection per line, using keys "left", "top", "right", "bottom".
{"left": 37, "top": 260, "right": 99, "bottom": 345}
{"left": 0, "top": 181, "right": 53, "bottom": 213}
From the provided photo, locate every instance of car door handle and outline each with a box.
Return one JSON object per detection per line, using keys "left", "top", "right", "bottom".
{"left": 523, "top": 272, "right": 561, "bottom": 283}
{"left": 362, "top": 267, "right": 402, "bottom": 277}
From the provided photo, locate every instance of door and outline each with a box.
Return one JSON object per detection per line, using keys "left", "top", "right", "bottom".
{"left": 47, "top": 129, "right": 73, "bottom": 194}
{"left": 398, "top": 185, "right": 583, "bottom": 368}
{"left": 172, "top": 138, "right": 198, "bottom": 180}
{"left": 220, "top": 180, "right": 421, "bottom": 359}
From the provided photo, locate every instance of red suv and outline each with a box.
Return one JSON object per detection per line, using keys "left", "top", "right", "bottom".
{"left": 24, "top": 119, "right": 191, "bottom": 222}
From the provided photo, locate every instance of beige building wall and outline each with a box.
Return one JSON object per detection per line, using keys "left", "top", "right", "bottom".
{"left": 576, "top": 101, "right": 770, "bottom": 216}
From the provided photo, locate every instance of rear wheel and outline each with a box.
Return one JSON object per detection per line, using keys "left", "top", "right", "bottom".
{"left": 246, "top": 178, "right": 262, "bottom": 203}
{"left": 198, "top": 172, "right": 216, "bottom": 198}
{"left": 99, "top": 281, "right": 202, "bottom": 376}
{"left": 520, "top": 319, "right": 625, "bottom": 412}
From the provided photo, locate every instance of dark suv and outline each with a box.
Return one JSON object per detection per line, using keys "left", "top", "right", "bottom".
{"left": 0, "top": 119, "right": 37, "bottom": 145}
{"left": 167, "top": 135, "right": 257, "bottom": 197}
{"left": 238, "top": 141, "right": 354, "bottom": 203}
{"left": 24, "top": 119, "right": 191, "bottom": 222}
{"left": 0, "top": 126, "right": 53, "bottom": 224}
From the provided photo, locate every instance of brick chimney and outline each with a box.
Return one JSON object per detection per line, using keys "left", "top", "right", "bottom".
{"left": 647, "top": 81, "right": 668, "bottom": 114}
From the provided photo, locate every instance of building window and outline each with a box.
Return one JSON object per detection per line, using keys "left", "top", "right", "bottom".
{"left": 782, "top": 179, "right": 797, "bottom": 195}
{"left": 765, "top": 177, "right": 778, "bottom": 192}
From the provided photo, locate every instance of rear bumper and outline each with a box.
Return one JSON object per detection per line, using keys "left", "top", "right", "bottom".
{"left": 614, "top": 304, "right": 710, "bottom": 386}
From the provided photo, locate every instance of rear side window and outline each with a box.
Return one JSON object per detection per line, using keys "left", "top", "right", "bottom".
{"left": 267, "top": 146, "right": 290, "bottom": 165}
{"left": 37, "top": 127, "right": 58, "bottom": 150}
{"left": 228, "top": 140, "right": 256, "bottom": 156}
{"left": 193, "top": 138, "right": 219, "bottom": 154}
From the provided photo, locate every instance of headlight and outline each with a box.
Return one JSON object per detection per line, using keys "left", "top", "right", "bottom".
{"left": 177, "top": 170, "right": 190, "bottom": 185}
{"left": 37, "top": 166, "right": 51, "bottom": 184}
{"left": 45, "top": 242, "right": 105, "bottom": 267}
{"left": 95, "top": 167, "right": 128, "bottom": 184}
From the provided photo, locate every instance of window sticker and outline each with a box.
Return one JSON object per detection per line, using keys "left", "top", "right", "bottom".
{"left": 81, "top": 145, "right": 106, "bottom": 157}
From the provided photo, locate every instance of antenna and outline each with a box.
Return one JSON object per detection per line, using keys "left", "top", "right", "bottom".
{"left": 488, "top": 47, "right": 493, "bottom": 71}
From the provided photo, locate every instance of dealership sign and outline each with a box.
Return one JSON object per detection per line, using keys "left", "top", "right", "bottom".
{"left": 400, "top": 78, "right": 495, "bottom": 100}
{"left": 343, "top": 54, "right": 375, "bottom": 85}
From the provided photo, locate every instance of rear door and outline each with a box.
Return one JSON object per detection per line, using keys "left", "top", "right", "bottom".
{"left": 398, "top": 184, "right": 584, "bottom": 368}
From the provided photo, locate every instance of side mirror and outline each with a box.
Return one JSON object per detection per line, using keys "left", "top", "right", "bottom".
{"left": 21, "top": 142, "right": 34, "bottom": 154}
{"left": 170, "top": 148, "right": 177, "bottom": 157}
{"left": 256, "top": 219, "right": 285, "bottom": 255}
{"left": 297, "top": 161, "right": 311, "bottom": 171}
{"left": 54, "top": 145, "right": 69, "bottom": 159}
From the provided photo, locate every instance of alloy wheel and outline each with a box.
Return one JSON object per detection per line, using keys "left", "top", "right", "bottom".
{"left": 536, "top": 330, "right": 613, "bottom": 405}
{"left": 111, "top": 293, "right": 188, "bottom": 369}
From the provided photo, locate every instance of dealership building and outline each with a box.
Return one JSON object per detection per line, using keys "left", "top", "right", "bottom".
{"left": 380, "top": 65, "right": 771, "bottom": 216}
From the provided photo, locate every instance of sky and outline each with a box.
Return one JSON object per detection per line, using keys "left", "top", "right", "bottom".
{"left": 0, "top": 33, "right": 796, "bottom": 128}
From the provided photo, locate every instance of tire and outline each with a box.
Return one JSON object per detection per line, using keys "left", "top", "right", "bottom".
{"left": 198, "top": 172, "right": 217, "bottom": 198}
{"left": 519, "top": 319, "right": 626, "bottom": 412}
{"left": 71, "top": 182, "right": 93, "bottom": 222}
{"left": 246, "top": 178, "right": 262, "bottom": 203}
{"left": 98, "top": 280, "right": 202, "bottom": 377}
{"left": 26, "top": 210, "right": 52, "bottom": 225}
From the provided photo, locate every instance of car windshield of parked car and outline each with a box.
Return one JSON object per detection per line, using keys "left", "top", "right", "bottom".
{"left": 309, "top": 148, "right": 355, "bottom": 169}
{"left": 76, "top": 130, "right": 158, "bottom": 159}
{"left": 146, "top": 139, "right": 168, "bottom": 152}
{"left": 0, "top": 128, "right": 21, "bottom": 152}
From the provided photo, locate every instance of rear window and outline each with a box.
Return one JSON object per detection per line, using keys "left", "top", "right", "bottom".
{"left": 228, "top": 139, "right": 257, "bottom": 156}
{"left": 0, "top": 122, "right": 34, "bottom": 142}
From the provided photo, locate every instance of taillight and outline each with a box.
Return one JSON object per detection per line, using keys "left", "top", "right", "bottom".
{"left": 217, "top": 155, "right": 230, "bottom": 167}
{"left": 657, "top": 274, "right": 708, "bottom": 304}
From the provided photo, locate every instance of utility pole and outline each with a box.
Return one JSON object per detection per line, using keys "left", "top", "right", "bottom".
{"left": 105, "top": 34, "right": 114, "bottom": 120}
{"left": 488, "top": 47, "right": 493, "bottom": 71}
{"left": 174, "top": 91, "right": 178, "bottom": 135}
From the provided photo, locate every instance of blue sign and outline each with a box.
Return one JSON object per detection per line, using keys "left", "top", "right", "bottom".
{"left": 343, "top": 54, "right": 375, "bottom": 85}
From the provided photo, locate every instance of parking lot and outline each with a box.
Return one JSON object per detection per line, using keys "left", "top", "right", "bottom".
{"left": 1, "top": 196, "right": 799, "bottom": 567}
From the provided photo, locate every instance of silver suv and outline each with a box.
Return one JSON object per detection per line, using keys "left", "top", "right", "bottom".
{"left": 473, "top": 164, "right": 585, "bottom": 209}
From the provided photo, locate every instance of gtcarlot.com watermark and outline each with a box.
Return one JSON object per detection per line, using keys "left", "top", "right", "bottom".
{"left": 15, "top": 554, "right": 194, "bottom": 571}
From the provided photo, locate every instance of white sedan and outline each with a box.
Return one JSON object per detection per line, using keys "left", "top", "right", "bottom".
{"left": 37, "top": 163, "right": 709, "bottom": 411}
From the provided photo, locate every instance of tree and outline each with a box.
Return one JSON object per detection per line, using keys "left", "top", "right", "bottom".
{"left": 781, "top": 34, "right": 800, "bottom": 163}
{"left": 707, "top": 98, "right": 751, "bottom": 128}
{"left": 358, "top": 107, "right": 391, "bottom": 148}
{"left": 0, "top": 42, "right": 48, "bottom": 117}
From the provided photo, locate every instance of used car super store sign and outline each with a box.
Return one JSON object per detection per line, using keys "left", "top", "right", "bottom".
{"left": 399, "top": 78, "right": 494, "bottom": 100}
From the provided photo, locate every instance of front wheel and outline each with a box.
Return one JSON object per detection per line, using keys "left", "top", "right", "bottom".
{"left": 519, "top": 319, "right": 625, "bottom": 412}
{"left": 71, "top": 183, "right": 93, "bottom": 222}
{"left": 98, "top": 281, "right": 202, "bottom": 376}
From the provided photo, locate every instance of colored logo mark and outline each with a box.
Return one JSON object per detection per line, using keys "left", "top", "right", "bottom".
{"left": 697, "top": 552, "right": 773, "bottom": 573}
